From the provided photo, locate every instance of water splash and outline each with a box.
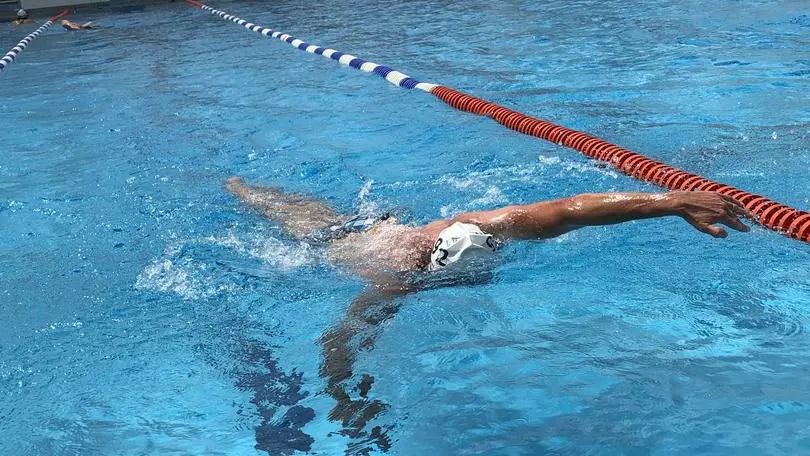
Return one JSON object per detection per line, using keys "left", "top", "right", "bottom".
{"left": 356, "top": 179, "right": 380, "bottom": 215}
{"left": 440, "top": 185, "right": 508, "bottom": 218}
{"left": 135, "top": 257, "right": 232, "bottom": 300}
{"left": 136, "top": 227, "right": 317, "bottom": 300}
{"left": 204, "top": 230, "right": 316, "bottom": 270}
{"left": 537, "top": 155, "right": 619, "bottom": 179}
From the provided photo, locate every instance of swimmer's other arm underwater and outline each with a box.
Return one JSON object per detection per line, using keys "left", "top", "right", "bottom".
{"left": 224, "top": 177, "right": 751, "bottom": 286}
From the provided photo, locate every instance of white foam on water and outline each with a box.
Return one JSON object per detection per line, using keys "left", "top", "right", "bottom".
{"left": 356, "top": 179, "right": 380, "bottom": 215}
{"left": 713, "top": 170, "right": 765, "bottom": 178}
{"left": 471, "top": 186, "right": 508, "bottom": 206}
{"left": 441, "top": 175, "right": 476, "bottom": 190}
{"left": 439, "top": 156, "right": 617, "bottom": 195}
{"left": 135, "top": 228, "right": 314, "bottom": 301}
{"left": 435, "top": 155, "right": 621, "bottom": 218}
{"left": 135, "top": 258, "right": 214, "bottom": 300}
{"left": 358, "top": 179, "right": 374, "bottom": 200}
{"left": 440, "top": 186, "right": 508, "bottom": 218}
{"left": 34, "top": 321, "right": 83, "bottom": 334}
{"left": 536, "top": 155, "right": 562, "bottom": 166}
{"left": 537, "top": 155, "right": 619, "bottom": 179}
{"left": 439, "top": 164, "right": 539, "bottom": 190}
{"left": 204, "top": 230, "right": 316, "bottom": 270}
{"left": 4, "top": 200, "right": 23, "bottom": 212}
{"left": 439, "top": 204, "right": 457, "bottom": 219}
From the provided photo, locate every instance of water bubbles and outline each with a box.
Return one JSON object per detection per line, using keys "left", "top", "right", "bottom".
{"left": 135, "top": 228, "right": 317, "bottom": 300}
{"left": 135, "top": 258, "right": 196, "bottom": 299}
{"left": 356, "top": 179, "right": 380, "bottom": 215}
{"left": 470, "top": 186, "right": 508, "bottom": 207}
{"left": 6, "top": 200, "right": 23, "bottom": 212}
{"left": 537, "top": 155, "right": 561, "bottom": 166}
{"left": 205, "top": 230, "right": 316, "bottom": 270}
{"left": 538, "top": 154, "right": 619, "bottom": 179}
{"left": 358, "top": 179, "right": 374, "bottom": 200}
{"left": 34, "top": 321, "right": 84, "bottom": 334}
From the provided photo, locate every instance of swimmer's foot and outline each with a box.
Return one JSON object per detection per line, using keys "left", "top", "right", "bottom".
{"left": 224, "top": 176, "right": 344, "bottom": 239}
{"left": 225, "top": 176, "right": 248, "bottom": 197}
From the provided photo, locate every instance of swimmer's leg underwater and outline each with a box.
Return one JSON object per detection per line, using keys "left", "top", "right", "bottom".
{"left": 318, "top": 285, "right": 413, "bottom": 453}
{"left": 225, "top": 177, "right": 347, "bottom": 239}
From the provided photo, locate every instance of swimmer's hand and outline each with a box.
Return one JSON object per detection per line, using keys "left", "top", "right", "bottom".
{"left": 671, "top": 191, "right": 751, "bottom": 238}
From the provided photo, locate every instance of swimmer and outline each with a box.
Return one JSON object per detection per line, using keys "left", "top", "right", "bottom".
{"left": 61, "top": 19, "right": 99, "bottom": 30}
{"left": 225, "top": 176, "right": 751, "bottom": 452}
{"left": 225, "top": 176, "right": 750, "bottom": 283}
{"left": 12, "top": 9, "right": 33, "bottom": 25}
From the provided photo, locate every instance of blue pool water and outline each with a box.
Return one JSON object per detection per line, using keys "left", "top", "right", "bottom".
{"left": 2, "top": 0, "right": 810, "bottom": 454}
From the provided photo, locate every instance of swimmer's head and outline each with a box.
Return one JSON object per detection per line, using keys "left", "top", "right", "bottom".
{"left": 17, "top": 9, "right": 28, "bottom": 19}
{"left": 428, "top": 222, "right": 496, "bottom": 272}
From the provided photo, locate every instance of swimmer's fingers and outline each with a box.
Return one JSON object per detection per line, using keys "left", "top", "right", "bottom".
{"left": 718, "top": 198, "right": 752, "bottom": 231}
{"left": 719, "top": 193, "right": 744, "bottom": 208}
{"left": 685, "top": 216, "right": 728, "bottom": 238}
{"left": 720, "top": 213, "right": 750, "bottom": 232}
{"left": 719, "top": 194, "right": 755, "bottom": 220}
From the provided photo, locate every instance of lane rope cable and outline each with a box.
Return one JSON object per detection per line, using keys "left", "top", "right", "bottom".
{"left": 184, "top": 0, "right": 436, "bottom": 92}
{"left": 0, "top": 9, "right": 69, "bottom": 72}
{"left": 183, "top": 1, "right": 810, "bottom": 245}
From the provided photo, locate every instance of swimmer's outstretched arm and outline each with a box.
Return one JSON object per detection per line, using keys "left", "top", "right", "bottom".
{"left": 450, "top": 191, "right": 751, "bottom": 240}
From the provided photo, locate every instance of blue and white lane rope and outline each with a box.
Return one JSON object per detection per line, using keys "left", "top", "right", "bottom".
{"left": 0, "top": 10, "right": 69, "bottom": 72}
{"left": 185, "top": 0, "right": 437, "bottom": 92}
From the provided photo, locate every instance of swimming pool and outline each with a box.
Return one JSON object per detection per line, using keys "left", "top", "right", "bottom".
{"left": 2, "top": 0, "right": 809, "bottom": 453}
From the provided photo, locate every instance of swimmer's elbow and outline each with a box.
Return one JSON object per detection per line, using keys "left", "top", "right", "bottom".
{"left": 449, "top": 198, "right": 577, "bottom": 240}
{"left": 514, "top": 198, "right": 578, "bottom": 240}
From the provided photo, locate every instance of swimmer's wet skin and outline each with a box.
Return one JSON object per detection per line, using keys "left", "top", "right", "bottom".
{"left": 224, "top": 176, "right": 751, "bottom": 451}
{"left": 61, "top": 20, "right": 98, "bottom": 30}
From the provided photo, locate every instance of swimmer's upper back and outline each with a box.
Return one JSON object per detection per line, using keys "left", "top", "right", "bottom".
{"left": 328, "top": 221, "right": 433, "bottom": 274}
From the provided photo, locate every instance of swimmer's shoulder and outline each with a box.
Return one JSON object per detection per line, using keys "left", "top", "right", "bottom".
{"left": 422, "top": 219, "right": 453, "bottom": 238}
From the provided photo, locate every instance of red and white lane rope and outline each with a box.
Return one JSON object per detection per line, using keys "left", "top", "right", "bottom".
{"left": 185, "top": 2, "right": 810, "bottom": 245}
{"left": 0, "top": 9, "right": 69, "bottom": 72}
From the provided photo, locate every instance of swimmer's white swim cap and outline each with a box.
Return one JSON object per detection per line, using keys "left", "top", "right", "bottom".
{"left": 17, "top": 9, "right": 27, "bottom": 18}
{"left": 428, "top": 222, "right": 496, "bottom": 272}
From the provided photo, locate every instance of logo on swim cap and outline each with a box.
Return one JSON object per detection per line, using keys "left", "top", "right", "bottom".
{"left": 429, "top": 222, "right": 496, "bottom": 272}
{"left": 17, "top": 9, "right": 28, "bottom": 18}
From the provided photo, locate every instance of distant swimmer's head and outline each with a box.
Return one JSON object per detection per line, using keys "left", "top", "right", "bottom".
{"left": 17, "top": 9, "right": 28, "bottom": 19}
{"left": 428, "top": 222, "right": 496, "bottom": 272}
